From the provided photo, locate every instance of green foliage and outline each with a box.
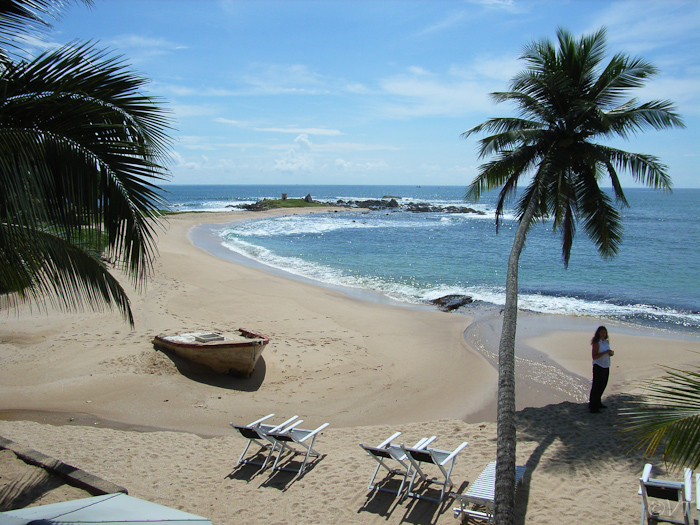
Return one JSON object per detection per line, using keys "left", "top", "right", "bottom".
{"left": 257, "top": 198, "right": 325, "bottom": 209}
{"left": 463, "top": 27, "right": 684, "bottom": 267}
{"left": 619, "top": 366, "right": 700, "bottom": 471}
{"left": 0, "top": 1, "right": 173, "bottom": 325}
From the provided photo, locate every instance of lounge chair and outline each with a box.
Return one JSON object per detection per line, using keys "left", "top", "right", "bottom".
{"left": 359, "top": 433, "right": 437, "bottom": 497}
{"left": 638, "top": 463, "right": 692, "bottom": 525}
{"left": 400, "top": 440, "right": 468, "bottom": 503}
{"left": 453, "top": 461, "right": 527, "bottom": 522}
{"left": 229, "top": 414, "right": 299, "bottom": 469}
{"left": 266, "top": 420, "right": 330, "bottom": 476}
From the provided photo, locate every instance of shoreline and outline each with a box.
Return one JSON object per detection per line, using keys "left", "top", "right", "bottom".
{"left": 1, "top": 208, "right": 698, "bottom": 436}
{"left": 2, "top": 208, "right": 700, "bottom": 523}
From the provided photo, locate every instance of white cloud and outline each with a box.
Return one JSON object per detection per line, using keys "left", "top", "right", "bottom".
{"left": 254, "top": 127, "right": 343, "bottom": 136}
{"left": 108, "top": 35, "right": 182, "bottom": 51}
{"left": 171, "top": 104, "right": 219, "bottom": 119}
{"left": 334, "top": 158, "right": 388, "bottom": 172}
{"left": 379, "top": 70, "right": 495, "bottom": 117}
{"left": 417, "top": 10, "right": 470, "bottom": 36}
{"left": 273, "top": 134, "right": 315, "bottom": 172}
{"left": 590, "top": 2, "right": 699, "bottom": 54}
{"left": 214, "top": 118, "right": 249, "bottom": 126}
{"left": 314, "top": 142, "right": 402, "bottom": 153}
{"left": 345, "top": 82, "right": 373, "bottom": 94}
{"left": 335, "top": 158, "right": 351, "bottom": 170}
{"left": 243, "top": 63, "right": 330, "bottom": 95}
{"left": 449, "top": 54, "right": 521, "bottom": 83}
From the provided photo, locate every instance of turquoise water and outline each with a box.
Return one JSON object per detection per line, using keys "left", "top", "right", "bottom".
{"left": 162, "top": 185, "right": 700, "bottom": 332}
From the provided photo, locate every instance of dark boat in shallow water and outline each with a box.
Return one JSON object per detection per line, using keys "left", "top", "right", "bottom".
{"left": 152, "top": 329, "right": 269, "bottom": 377}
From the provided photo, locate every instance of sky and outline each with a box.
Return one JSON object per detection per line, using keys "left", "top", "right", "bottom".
{"left": 37, "top": 0, "right": 700, "bottom": 188}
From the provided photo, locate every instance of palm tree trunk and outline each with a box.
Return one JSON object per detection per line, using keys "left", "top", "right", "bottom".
{"left": 494, "top": 197, "right": 537, "bottom": 525}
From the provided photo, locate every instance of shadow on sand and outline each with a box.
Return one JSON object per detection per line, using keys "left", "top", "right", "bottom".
{"left": 155, "top": 346, "right": 267, "bottom": 391}
{"left": 357, "top": 394, "right": 666, "bottom": 523}
{"left": 511, "top": 393, "right": 666, "bottom": 524}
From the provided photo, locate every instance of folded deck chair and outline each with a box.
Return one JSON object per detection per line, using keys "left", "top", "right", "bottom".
{"left": 400, "top": 440, "right": 468, "bottom": 503}
{"left": 266, "top": 420, "right": 330, "bottom": 476}
{"left": 453, "top": 461, "right": 527, "bottom": 522}
{"left": 359, "top": 433, "right": 437, "bottom": 497}
{"left": 638, "top": 463, "right": 693, "bottom": 525}
{"left": 229, "top": 414, "right": 299, "bottom": 469}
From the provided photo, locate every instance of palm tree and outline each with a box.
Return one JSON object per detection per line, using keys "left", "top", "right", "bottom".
{"left": 619, "top": 367, "right": 700, "bottom": 471}
{"left": 462, "top": 27, "right": 684, "bottom": 524}
{"left": 0, "top": 1, "right": 172, "bottom": 326}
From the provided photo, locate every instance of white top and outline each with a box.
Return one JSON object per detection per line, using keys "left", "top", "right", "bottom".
{"left": 592, "top": 339, "right": 611, "bottom": 368}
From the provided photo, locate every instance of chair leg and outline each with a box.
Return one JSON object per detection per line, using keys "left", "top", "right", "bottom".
{"left": 261, "top": 440, "right": 280, "bottom": 469}
{"left": 439, "top": 462, "right": 455, "bottom": 503}
{"left": 368, "top": 461, "right": 384, "bottom": 490}
{"left": 404, "top": 468, "right": 421, "bottom": 501}
{"left": 297, "top": 437, "right": 317, "bottom": 475}
{"left": 271, "top": 441, "right": 290, "bottom": 471}
{"left": 237, "top": 441, "right": 253, "bottom": 465}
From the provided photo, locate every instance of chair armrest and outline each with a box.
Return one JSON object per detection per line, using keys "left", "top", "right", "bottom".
{"left": 639, "top": 463, "right": 653, "bottom": 494}
{"left": 377, "top": 431, "right": 402, "bottom": 449}
{"left": 438, "top": 442, "right": 468, "bottom": 466}
{"left": 416, "top": 436, "right": 437, "bottom": 450}
{"left": 268, "top": 416, "right": 299, "bottom": 433}
{"left": 250, "top": 413, "right": 275, "bottom": 427}
{"left": 279, "top": 420, "right": 305, "bottom": 433}
{"left": 298, "top": 423, "right": 329, "bottom": 442}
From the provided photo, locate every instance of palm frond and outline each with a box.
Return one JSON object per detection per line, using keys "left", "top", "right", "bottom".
{"left": 0, "top": 1, "right": 93, "bottom": 61}
{"left": 0, "top": 37, "right": 172, "bottom": 324}
{"left": 619, "top": 366, "right": 700, "bottom": 471}
{"left": 0, "top": 224, "right": 133, "bottom": 324}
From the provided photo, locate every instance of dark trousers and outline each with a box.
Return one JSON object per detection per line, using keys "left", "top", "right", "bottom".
{"left": 589, "top": 364, "right": 609, "bottom": 410}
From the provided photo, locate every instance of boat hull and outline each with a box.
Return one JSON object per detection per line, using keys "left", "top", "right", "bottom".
{"left": 152, "top": 329, "right": 269, "bottom": 377}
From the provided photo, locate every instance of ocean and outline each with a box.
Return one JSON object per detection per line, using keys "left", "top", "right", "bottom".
{"left": 160, "top": 184, "right": 700, "bottom": 333}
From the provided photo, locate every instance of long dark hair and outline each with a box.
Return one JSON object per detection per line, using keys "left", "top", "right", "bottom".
{"left": 591, "top": 326, "right": 608, "bottom": 344}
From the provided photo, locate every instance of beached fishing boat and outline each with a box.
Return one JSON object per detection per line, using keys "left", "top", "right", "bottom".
{"left": 152, "top": 329, "right": 269, "bottom": 377}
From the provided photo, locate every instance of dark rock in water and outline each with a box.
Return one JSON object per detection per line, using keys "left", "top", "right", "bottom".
{"left": 405, "top": 201, "right": 438, "bottom": 213}
{"left": 304, "top": 193, "right": 313, "bottom": 203}
{"left": 330, "top": 198, "right": 487, "bottom": 215}
{"left": 430, "top": 294, "right": 473, "bottom": 312}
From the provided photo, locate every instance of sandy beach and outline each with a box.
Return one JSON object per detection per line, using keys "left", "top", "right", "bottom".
{"left": 2, "top": 208, "right": 700, "bottom": 523}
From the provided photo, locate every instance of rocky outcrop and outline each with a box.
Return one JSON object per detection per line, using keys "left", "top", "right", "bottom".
{"left": 233, "top": 197, "right": 486, "bottom": 215}
{"left": 335, "top": 199, "right": 485, "bottom": 215}
{"left": 429, "top": 294, "right": 473, "bottom": 312}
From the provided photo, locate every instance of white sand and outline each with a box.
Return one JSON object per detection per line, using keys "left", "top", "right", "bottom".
{"left": 1, "top": 208, "right": 699, "bottom": 523}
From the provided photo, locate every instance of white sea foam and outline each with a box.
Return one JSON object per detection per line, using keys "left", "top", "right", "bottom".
{"left": 218, "top": 232, "right": 700, "bottom": 329}
{"left": 224, "top": 214, "right": 436, "bottom": 238}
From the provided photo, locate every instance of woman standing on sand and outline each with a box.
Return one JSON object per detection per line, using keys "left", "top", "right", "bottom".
{"left": 589, "top": 326, "right": 614, "bottom": 413}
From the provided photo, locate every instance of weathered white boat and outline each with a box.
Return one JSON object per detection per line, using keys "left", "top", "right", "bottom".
{"left": 152, "top": 329, "right": 269, "bottom": 377}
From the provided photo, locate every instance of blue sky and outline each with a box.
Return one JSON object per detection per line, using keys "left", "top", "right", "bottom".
{"left": 44, "top": 0, "right": 700, "bottom": 188}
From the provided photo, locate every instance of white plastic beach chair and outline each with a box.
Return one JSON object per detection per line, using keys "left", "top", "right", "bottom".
{"left": 229, "top": 414, "right": 299, "bottom": 469}
{"left": 696, "top": 473, "right": 699, "bottom": 523}
{"left": 359, "top": 433, "right": 437, "bottom": 497}
{"left": 453, "top": 461, "right": 527, "bottom": 522}
{"left": 638, "top": 463, "right": 692, "bottom": 525}
{"left": 265, "top": 420, "right": 330, "bottom": 476}
{"left": 399, "top": 440, "right": 468, "bottom": 503}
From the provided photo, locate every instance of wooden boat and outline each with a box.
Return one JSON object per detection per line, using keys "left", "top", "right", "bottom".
{"left": 152, "top": 329, "right": 269, "bottom": 377}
